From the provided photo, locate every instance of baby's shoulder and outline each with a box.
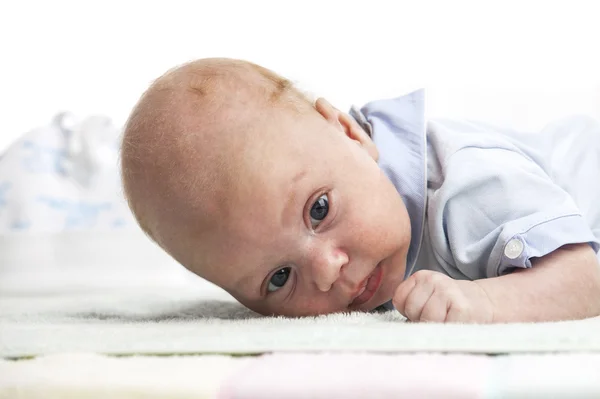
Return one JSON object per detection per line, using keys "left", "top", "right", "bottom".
{"left": 426, "top": 118, "right": 523, "bottom": 159}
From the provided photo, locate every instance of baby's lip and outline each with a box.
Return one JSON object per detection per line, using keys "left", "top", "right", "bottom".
{"left": 349, "top": 263, "right": 384, "bottom": 308}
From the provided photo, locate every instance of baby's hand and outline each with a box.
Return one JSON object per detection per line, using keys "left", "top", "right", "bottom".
{"left": 393, "top": 270, "right": 494, "bottom": 323}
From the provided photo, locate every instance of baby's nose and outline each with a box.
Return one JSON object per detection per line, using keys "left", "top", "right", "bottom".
{"left": 310, "top": 246, "right": 349, "bottom": 292}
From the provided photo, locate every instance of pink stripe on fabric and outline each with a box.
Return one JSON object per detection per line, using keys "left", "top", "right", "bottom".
{"left": 218, "top": 353, "right": 491, "bottom": 399}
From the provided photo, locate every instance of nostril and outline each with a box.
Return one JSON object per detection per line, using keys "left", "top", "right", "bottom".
{"left": 339, "top": 262, "right": 349, "bottom": 275}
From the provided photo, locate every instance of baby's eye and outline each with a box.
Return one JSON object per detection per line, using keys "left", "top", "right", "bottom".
{"left": 309, "top": 194, "right": 329, "bottom": 228}
{"left": 267, "top": 267, "right": 291, "bottom": 293}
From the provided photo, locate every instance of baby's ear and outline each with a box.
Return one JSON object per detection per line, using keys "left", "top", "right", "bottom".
{"left": 314, "top": 97, "right": 342, "bottom": 127}
{"left": 315, "top": 97, "right": 378, "bottom": 162}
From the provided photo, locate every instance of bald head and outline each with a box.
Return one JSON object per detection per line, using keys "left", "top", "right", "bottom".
{"left": 120, "top": 58, "right": 314, "bottom": 271}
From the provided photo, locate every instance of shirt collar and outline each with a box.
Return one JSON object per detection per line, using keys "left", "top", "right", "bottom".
{"left": 349, "top": 89, "right": 427, "bottom": 278}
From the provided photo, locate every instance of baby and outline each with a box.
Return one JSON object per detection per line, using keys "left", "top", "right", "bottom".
{"left": 121, "top": 58, "right": 600, "bottom": 323}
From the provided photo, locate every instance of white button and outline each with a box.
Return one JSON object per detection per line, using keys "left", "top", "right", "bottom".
{"left": 504, "top": 238, "right": 524, "bottom": 259}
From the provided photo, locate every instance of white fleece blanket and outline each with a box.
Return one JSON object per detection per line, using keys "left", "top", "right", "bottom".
{"left": 2, "top": 285, "right": 600, "bottom": 358}
{"left": 3, "top": 232, "right": 599, "bottom": 358}
{"left": 3, "top": 233, "right": 600, "bottom": 397}
{"left": 3, "top": 288, "right": 600, "bottom": 399}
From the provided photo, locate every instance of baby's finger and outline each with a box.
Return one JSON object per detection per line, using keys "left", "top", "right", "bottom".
{"left": 445, "top": 294, "right": 471, "bottom": 323}
{"left": 419, "top": 289, "right": 450, "bottom": 323}
{"left": 399, "top": 279, "right": 435, "bottom": 322}
{"left": 392, "top": 277, "right": 417, "bottom": 317}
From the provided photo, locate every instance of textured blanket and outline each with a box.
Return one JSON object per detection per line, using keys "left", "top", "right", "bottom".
{"left": 2, "top": 286, "right": 600, "bottom": 358}
{"left": 3, "top": 284, "right": 600, "bottom": 398}
{"left": 3, "top": 231, "right": 600, "bottom": 398}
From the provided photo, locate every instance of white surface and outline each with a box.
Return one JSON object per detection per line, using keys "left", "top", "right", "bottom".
{"left": 2, "top": 0, "right": 600, "bottom": 152}
{"left": 3, "top": 353, "right": 600, "bottom": 398}
{"left": 0, "top": 353, "right": 249, "bottom": 399}
{"left": 2, "top": 282, "right": 600, "bottom": 358}
{"left": 2, "top": 233, "right": 600, "bottom": 357}
{"left": 0, "top": 231, "right": 220, "bottom": 293}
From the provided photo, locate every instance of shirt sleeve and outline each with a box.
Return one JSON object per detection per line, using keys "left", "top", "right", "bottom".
{"left": 427, "top": 146, "right": 599, "bottom": 280}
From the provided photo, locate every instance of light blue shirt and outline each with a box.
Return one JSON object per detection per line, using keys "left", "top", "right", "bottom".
{"left": 350, "top": 90, "right": 600, "bottom": 309}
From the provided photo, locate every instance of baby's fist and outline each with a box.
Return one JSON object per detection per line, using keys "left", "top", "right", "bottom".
{"left": 393, "top": 270, "right": 493, "bottom": 323}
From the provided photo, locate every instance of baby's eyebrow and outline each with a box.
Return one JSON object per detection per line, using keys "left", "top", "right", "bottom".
{"left": 291, "top": 169, "right": 308, "bottom": 185}
{"left": 287, "top": 170, "right": 307, "bottom": 205}
{"left": 282, "top": 169, "right": 308, "bottom": 227}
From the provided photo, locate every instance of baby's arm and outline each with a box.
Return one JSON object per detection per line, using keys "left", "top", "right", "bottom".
{"left": 476, "top": 243, "right": 600, "bottom": 322}
{"left": 393, "top": 243, "right": 600, "bottom": 323}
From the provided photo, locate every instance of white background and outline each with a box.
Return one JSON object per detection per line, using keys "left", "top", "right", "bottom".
{"left": 1, "top": 0, "right": 599, "bottom": 152}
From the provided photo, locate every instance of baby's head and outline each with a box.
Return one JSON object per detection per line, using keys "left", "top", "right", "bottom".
{"left": 121, "top": 58, "right": 411, "bottom": 316}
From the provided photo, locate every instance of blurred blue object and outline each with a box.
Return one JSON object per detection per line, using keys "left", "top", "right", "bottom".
{"left": 0, "top": 113, "right": 136, "bottom": 233}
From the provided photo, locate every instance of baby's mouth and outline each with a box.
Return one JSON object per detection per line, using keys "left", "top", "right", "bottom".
{"left": 349, "top": 263, "right": 384, "bottom": 308}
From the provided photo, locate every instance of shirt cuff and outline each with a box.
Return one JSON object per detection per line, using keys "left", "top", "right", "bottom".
{"left": 489, "top": 213, "right": 600, "bottom": 277}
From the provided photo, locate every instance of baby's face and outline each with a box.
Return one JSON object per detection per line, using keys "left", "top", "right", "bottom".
{"left": 192, "top": 103, "right": 411, "bottom": 316}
